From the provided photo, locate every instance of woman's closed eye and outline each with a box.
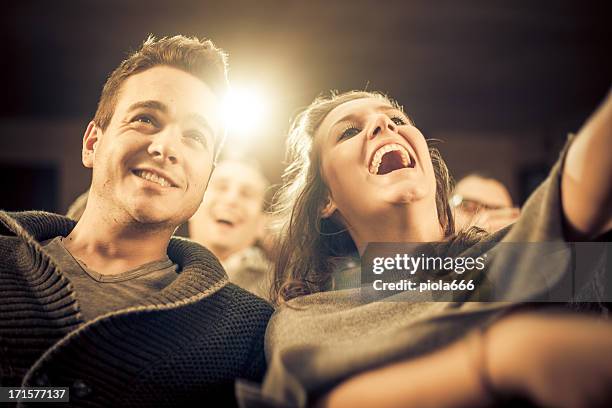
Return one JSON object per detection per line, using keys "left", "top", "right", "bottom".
{"left": 339, "top": 123, "right": 361, "bottom": 141}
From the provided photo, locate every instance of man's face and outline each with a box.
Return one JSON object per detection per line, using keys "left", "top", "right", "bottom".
{"left": 190, "top": 161, "right": 267, "bottom": 258}
{"left": 453, "top": 176, "right": 513, "bottom": 211}
{"left": 452, "top": 175, "right": 516, "bottom": 232}
{"left": 83, "top": 66, "right": 223, "bottom": 228}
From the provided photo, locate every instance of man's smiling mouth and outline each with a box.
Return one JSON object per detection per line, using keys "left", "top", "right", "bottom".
{"left": 133, "top": 169, "right": 176, "bottom": 187}
{"left": 368, "top": 143, "right": 415, "bottom": 175}
{"left": 216, "top": 218, "right": 235, "bottom": 227}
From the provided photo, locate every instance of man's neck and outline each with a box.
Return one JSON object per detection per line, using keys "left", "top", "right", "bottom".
{"left": 64, "top": 204, "right": 174, "bottom": 276}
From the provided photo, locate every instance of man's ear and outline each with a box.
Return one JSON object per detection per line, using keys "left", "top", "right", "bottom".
{"left": 82, "top": 121, "right": 100, "bottom": 168}
{"left": 321, "top": 195, "right": 337, "bottom": 219}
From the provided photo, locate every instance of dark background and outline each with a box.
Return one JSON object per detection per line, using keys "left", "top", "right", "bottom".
{"left": 1, "top": 0, "right": 610, "bottom": 213}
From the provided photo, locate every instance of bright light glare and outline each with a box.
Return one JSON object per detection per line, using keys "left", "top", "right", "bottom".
{"left": 222, "top": 86, "right": 267, "bottom": 136}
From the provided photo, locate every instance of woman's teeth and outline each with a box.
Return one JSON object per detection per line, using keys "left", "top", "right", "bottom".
{"left": 369, "top": 143, "right": 412, "bottom": 175}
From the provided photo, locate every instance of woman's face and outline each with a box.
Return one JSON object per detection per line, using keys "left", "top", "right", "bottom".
{"left": 315, "top": 97, "right": 437, "bottom": 225}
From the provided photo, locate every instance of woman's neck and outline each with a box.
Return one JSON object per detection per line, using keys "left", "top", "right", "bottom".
{"left": 348, "top": 205, "right": 445, "bottom": 256}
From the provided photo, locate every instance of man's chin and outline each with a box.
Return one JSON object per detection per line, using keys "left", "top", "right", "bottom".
{"left": 127, "top": 209, "right": 181, "bottom": 230}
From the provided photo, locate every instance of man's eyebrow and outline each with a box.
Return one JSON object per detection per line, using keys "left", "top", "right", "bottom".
{"left": 126, "top": 100, "right": 169, "bottom": 114}
{"left": 127, "top": 101, "right": 216, "bottom": 135}
{"left": 186, "top": 113, "right": 214, "bottom": 135}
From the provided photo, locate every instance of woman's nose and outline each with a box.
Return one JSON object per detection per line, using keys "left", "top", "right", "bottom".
{"left": 369, "top": 116, "right": 397, "bottom": 139}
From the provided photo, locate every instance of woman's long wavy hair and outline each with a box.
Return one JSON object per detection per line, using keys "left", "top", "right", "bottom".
{"left": 270, "top": 91, "right": 476, "bottom": 305}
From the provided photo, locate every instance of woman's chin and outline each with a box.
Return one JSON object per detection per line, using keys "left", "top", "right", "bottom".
{"left": 380, "top": 184, "right": 430, "bottom": 205}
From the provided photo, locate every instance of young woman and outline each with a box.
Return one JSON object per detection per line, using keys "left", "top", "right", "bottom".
{"left": 238, "top": 90, "right": 612, "bottom": 408}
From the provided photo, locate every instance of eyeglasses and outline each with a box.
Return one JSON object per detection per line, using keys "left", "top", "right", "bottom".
{"left": 449, "top": 194, "right": 507, "bottom": 214}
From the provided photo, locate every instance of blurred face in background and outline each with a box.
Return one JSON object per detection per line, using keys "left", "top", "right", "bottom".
{"left": 452, "top": 175, "right": 518, "bottom": 232}
{"left": 189, "top": 161, "right": 268, "bottom": 260}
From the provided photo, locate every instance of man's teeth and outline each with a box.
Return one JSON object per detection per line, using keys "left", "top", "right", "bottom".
{"left": 369, "top": 143, "right": 411, "bottom": 175}
{"left": 135, "top": 170, "right": 172, "bottom": 187}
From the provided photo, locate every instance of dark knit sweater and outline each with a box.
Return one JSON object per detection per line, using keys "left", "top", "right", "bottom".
{"left": 0, "top": 211, "right": 274, "bottom": 407}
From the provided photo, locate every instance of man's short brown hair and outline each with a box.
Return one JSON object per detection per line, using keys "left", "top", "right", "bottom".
{"left": 93, "top": 35, "right": 229, "bottom": 152}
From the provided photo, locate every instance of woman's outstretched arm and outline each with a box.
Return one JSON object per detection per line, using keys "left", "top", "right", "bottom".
{"left": 562, "top": 89, "right": 612, "bottom": 239}
{"left": 318, "top": 331, "right": 493, "bottom": 408}
{"left": 319, "top": 314, "right": 612, "bottom": 408}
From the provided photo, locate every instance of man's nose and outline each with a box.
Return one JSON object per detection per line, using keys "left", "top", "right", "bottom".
{"left": 368, "top": 115, "right": 397, "bottom": 139}
{"left": 147, "top": 128, "right": 179, "bottom": 164}
{"left": 220, "top": 187, "right": 242, "bottom": 205}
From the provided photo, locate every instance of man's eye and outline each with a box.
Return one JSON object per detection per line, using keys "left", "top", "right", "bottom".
{"left": 339, "top": 125, "right": 361, "bottom": 141}
{"left": 460, "top": 200, "right": 483, "bottom": 214}
{"left": 391, "top": 116, "right": 407, "bottom": 126}
{"left": 132, "top": 114, "right": 156, "bottom": 126}
{"left": 185, "top": 131, "right": 208, "bottom": 148}
{"left": 241, "top": 188, "right": 256, "bottom": 199}
{"left": 212, "top": 182, "right": 228, "bottom": 192}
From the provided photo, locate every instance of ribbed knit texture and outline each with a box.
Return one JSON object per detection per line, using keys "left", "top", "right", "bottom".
{"left": 0, "top": 211, "right": 273, "bottom": 407}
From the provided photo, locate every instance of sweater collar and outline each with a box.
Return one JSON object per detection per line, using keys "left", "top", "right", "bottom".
{"left": 0, "top": 210, "right": 229, "bottom": 307}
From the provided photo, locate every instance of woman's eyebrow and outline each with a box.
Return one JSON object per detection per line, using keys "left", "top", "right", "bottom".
{"left": 379, "top": 106, "right": 405, "bottom": 115}
{"left": 331, "top": 105, "right": 399, "bottom": 128}
{"left": 330, "top": 113, "right": 359, "bottom": 131}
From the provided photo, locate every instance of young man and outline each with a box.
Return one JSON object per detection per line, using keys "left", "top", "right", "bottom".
{"left": 189, "top": 159, "right": 272, "bottom": 299}
{"left": 0, "top": 36, "right": 273, "bottom": 407}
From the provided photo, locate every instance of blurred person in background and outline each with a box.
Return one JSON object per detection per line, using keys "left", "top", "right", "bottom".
{"left": 189, "top": 158, "right": 273, "bottom": 299}
{"left": 451, "top": 173, "right": 520, "bottom": 233}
